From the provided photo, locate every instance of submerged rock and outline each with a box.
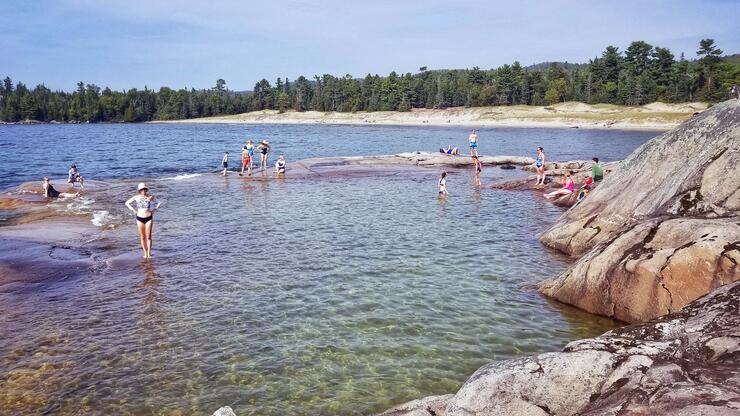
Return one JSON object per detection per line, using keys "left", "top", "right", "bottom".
{"left": 377, "top": 282, "right": 740, "bottom": 416}
{"left": 212, "top": 406, "right": 237, "bottom": 416}
{"left": 538, "top": 99, "right": 739, "bottom": 320}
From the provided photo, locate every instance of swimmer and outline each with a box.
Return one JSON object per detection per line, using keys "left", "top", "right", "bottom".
{"left": 535, "top": 147, "right": 546, "bottom": 186}
{"left": 67, "top": 164, "right": 85, "bottom": 188}
{"left": 438, "top": 172, "right": 449, "bottom": 196}
{"left": 544, "top": 172, "right": 575, "bottom": 199}
{"left": 472, "top": 155, "right": 482, "bottom": 186}
{"left": 42, "top": 177, "right": 78, "bottom": 198}
{"left": 275, "top": 154, "right": 286, "bottom": 175}
{"left": 124, "top": 183, "right": 161, "bottom": 259}
{"left": 221, "top": 152, "right": 229, "bottom": 176}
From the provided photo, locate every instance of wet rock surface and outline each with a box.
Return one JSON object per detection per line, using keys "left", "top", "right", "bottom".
{"left": 376, "top": 282, "right": 740, "bottom": 416}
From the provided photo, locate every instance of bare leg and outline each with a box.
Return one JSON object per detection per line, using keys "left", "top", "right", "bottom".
{"left": 137, "top": 220, "right": 148, "bottom": 258}
{"left": 145, "top": 220, "right": 154, "bottom": 258}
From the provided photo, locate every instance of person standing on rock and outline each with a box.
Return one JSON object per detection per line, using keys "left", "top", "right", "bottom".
{"left": 240, "top": 145, "right": 252, "bottom": 176}
{"left": 472, "top": 155, "right": 482, "bottom": 187}
{"left": 591, "top": 157, "right": 604, "bottom": 182}
{"left": 125, "top": 183, "right": 161, "bottom": 259}
{"left": 469, "top": 130, "right": 479, "bottom": 157}
{"left": 535, "top": 147, "right": 546, "bottom": 187}
{"left": 259, "top": 140, "right": 271, "bottom": 170}
{"left": 438, "top": 172, "right": 449, "bottom": 197}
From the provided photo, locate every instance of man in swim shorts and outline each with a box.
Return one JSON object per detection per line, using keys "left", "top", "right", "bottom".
{"left": 468, "top": 130, "right": 479, "bottom": 156}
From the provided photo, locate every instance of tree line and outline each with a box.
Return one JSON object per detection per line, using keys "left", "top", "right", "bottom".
{"left": 1, "top": 39, "right": 738, "bottom": 123}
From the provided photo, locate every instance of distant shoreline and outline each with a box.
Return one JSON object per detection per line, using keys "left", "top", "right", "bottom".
{"left": 151, "top": 101, "right": 708, "bottom": 131}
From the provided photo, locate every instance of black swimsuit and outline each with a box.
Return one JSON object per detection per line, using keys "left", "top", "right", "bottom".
{"left": 136, "top": 216, "right": 153, "bottom": 224}
{"left": 46, "top": 184, "right": 60, "bottom": 198}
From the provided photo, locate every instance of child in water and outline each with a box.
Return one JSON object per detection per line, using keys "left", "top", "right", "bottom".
{"left": 438, "top": 172, "right": 448, "bottom": 196}
{"left": 472, "top": 155, "right": 482, "bottom": 186}
{"left": 221, "top": 152, "right": 229, "bottom": 176}
{"left": 240, "top": 145, "right": 252, "bottom": 176}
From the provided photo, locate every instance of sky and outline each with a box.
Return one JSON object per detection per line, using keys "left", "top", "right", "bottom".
{"left": 2, "top": 0, "right": 738, "bottom": 91}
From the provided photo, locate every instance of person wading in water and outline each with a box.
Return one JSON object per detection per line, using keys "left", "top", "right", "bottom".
{"left": 125, "top": 183, "right": 161, "bottom": 259}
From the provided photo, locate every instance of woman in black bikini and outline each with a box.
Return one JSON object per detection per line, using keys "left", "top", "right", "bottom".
{"left": 125, "top": 183, "right": 161, "bottom": 258}
{"left": 42, "top": 177, "right": 79, "bottom": 198}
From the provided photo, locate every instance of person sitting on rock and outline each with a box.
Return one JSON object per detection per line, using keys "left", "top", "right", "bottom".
{"left": 544, "top": 172, "right": 575, "bottom": 199}
{"left": 576, "top": 184, "right": 590, "bottom": 202}
{"left": 43, "top": 177, "right": 79, "bottom": 198}
{"left": 591, "top": 157, "right": 604, "bottom": 181}
{"left": 439, "top": 145, "right": 459, "bottom": 155}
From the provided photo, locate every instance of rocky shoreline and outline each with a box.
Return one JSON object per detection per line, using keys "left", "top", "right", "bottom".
{"left": 367, "top": 99, "right": 739, "bottom": 416}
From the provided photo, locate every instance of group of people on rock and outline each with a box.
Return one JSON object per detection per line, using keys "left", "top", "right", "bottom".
{"left": 41, "top": 164, "right": 84, "bottom": 198}
{"left": 537, "top": 147, "right": 604, "bottom": 201}
{"left": 438, "top": 131, "right": 604, "bottom": 201}
{"left": 222, "top": 139, "right": 286, "bottom": 177}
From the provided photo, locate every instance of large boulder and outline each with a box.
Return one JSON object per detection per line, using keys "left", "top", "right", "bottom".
{"left": 541, "top": 100, "right": 739, "bottom": 257}
{"left": 540, "top": 216, "right": 739, "bottom": 323}
{"left": 377, "top": 282, "right": 740, "bottom": 416}
{"left": 538, "top": 100, "right": 739, "bottom": 320}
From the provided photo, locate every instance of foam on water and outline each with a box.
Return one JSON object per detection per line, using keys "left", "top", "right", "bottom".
{"left": 164, "top": 173, "right": 202, "bottom": 180}
{"left": 91, "top": 210, "right": 116, "bottom": 227}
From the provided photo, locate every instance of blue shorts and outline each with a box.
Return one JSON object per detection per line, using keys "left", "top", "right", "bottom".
{"left": 470, "top": 142, "right": 478, "bottom": 148}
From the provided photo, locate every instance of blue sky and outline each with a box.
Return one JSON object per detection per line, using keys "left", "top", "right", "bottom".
{"left": 2, "top": 0, "right": 738, "bottom": 91}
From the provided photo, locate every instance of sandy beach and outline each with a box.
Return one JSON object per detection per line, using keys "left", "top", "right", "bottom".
{"left": 154, "top": 101, "right": 708, "bottom": 130}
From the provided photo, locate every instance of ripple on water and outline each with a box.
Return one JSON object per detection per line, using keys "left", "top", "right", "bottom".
{"left": 0, "top": 126, "right": 645, "bottom": 415}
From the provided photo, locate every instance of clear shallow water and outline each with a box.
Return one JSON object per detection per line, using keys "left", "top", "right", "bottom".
{"left": 0, "top": 124, "right": 655, "bottom": 415}
{"left": 0, "top": 123, "right": 656, "bottom": 189}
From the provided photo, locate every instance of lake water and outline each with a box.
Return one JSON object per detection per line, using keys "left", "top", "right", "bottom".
{"left": 0, "top": 124, "right": 656, "bottom": 415}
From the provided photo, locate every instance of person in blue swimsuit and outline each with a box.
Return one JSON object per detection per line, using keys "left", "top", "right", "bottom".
{"left": 535, "top": 147, "right": 546, "bottom": 187}
{"left": 246, "top": 140, "right": 255, "bottom": 168}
